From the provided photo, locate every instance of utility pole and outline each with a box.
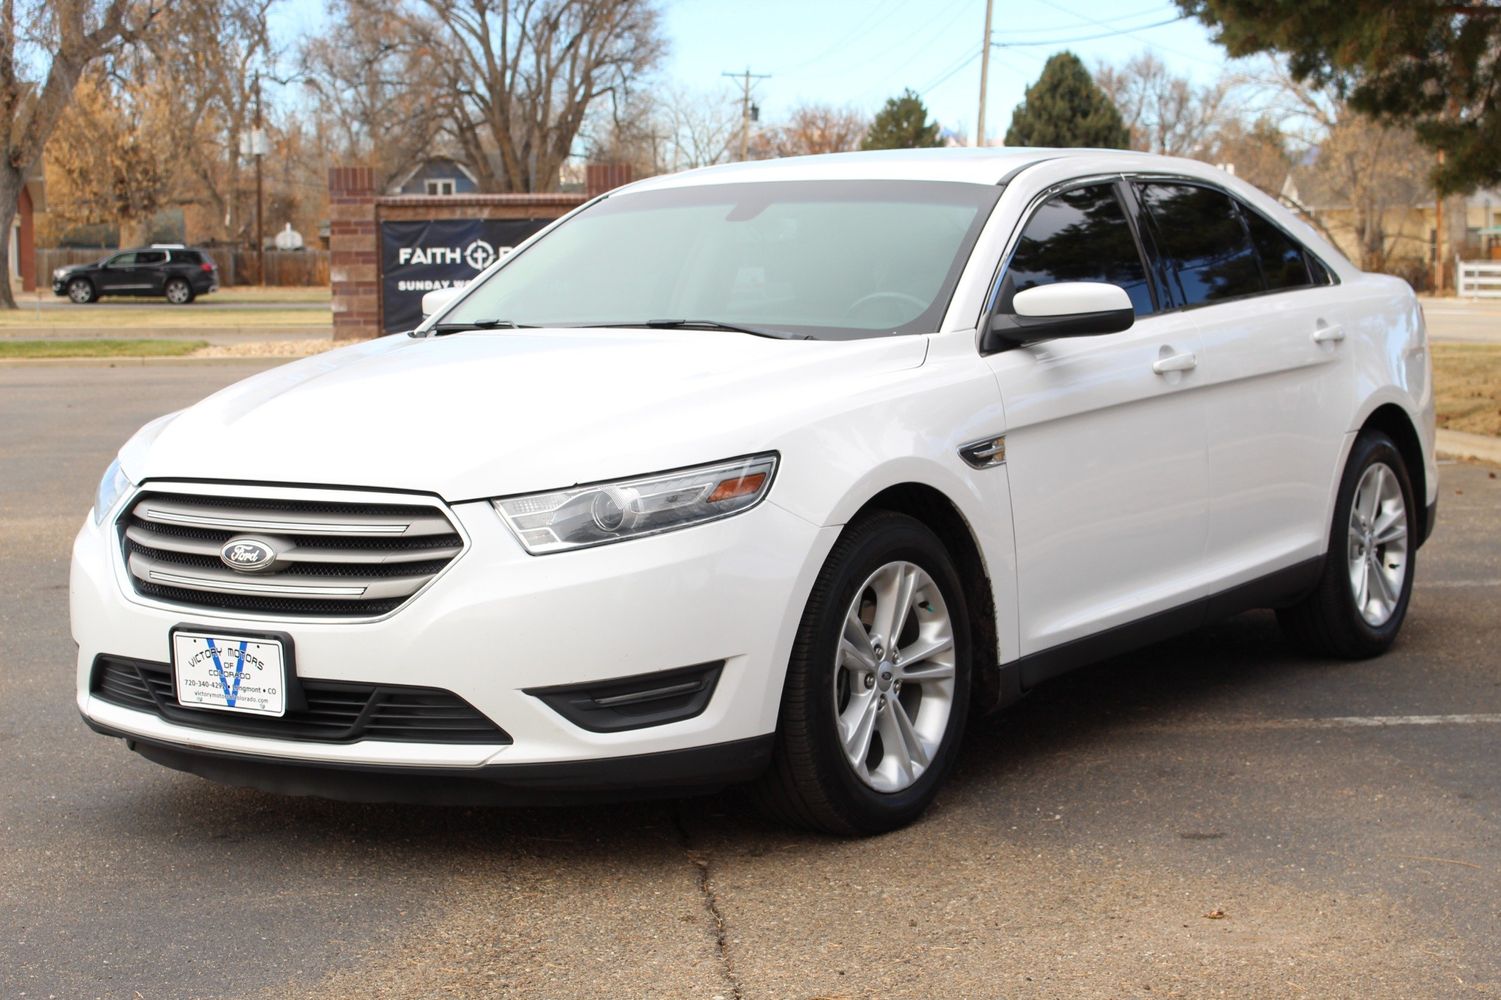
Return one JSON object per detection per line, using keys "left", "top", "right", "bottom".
{"left": 977, "top": 0, "right": 994, "bottom": 146}
{"left": 254, "top": 72, "right": 265, "bottom": 286}
{"left": 722, "top": 68, "right": 770, "bottom": 161}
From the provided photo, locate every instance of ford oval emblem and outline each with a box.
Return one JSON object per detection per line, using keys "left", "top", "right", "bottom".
{"left": 220, "top": 537, "right": 278, "bottom": 572}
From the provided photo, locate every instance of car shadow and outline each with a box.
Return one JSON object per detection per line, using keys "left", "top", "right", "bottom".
{"left": 104, "top": 609, "right": 1354, "bottom": 862}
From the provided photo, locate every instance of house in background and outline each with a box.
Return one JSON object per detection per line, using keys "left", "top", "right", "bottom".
{"left": 386, "top": 157, "right": 479, "bottom": 197}
{"left": 8, "top": 164, "right": 45, "bottom": 292}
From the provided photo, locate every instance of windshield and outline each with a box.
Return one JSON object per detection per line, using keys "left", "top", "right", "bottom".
{"left": 441, "top": 179, "right": 1001, "bottom": 340}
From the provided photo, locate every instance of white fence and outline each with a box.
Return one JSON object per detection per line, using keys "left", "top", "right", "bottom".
{"left": 1457, "top": 257, "right": 1501, "bottom": 299}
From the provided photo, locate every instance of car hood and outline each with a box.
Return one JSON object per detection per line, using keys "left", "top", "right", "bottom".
{"left": 119, "top": 328, "right": 930, "bottom": 501}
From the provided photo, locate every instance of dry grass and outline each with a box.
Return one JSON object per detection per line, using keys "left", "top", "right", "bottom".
{"left": 0, "top": 338, "right": 207, "bottom": 358}
{"left": 1432, "top": 343, "right": 1501, "bottom": 436}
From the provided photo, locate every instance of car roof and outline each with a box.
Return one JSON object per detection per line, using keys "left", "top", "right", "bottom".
{"left": 618, "top": 147, "right": 1165, "bottom": 193}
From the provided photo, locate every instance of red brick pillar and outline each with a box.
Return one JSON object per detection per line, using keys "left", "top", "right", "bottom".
{"left": 328, "top": 167, "right": 379, "bottom": 341}
{"left": 585, "top": 164, "right": 633, "bottom": 198}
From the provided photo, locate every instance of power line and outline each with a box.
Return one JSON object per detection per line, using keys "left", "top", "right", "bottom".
{"left": 991, "top": 16, "right": 1187, "bottom": 48}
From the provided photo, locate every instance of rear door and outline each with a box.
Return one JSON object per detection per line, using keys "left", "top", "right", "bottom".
{"left": 1132, "top": 181, "right": 1353, "bottom": 589}
{"left": 984, "top": 181, "right": 1209, "bottom": 662}
{"left": 129, "top": 249, "right": 169, "bottom": 295}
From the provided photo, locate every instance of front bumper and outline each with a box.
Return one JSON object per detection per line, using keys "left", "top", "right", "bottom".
{"left": 73, "top": 485, "right": 836, "bottom": 789}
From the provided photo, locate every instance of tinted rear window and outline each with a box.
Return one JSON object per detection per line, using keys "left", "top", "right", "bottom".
{"left": 1240, "top": 205, "right": 1312, "bottom": 291}
{"left": 1137, "top": 183, "right": 1263, "bottom": 306}
{"left": 173, "top": 250, "right": 204, "bottom": 264}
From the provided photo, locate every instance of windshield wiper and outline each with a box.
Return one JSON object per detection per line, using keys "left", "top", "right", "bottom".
{"left": 627, "top": 318, "right": 810, "bottom": 340}
{"left": 429, "top": 319, "right": 530, "bottom": 336}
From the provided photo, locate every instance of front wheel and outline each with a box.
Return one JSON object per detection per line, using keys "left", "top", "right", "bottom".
{"left": 1278, "top": 431, "right": 1417, "bottom": 658}
{"left": 164, "top": 278, "right": 194, "bottom": 304}
{"left": 756, "top": 511, "right": 971, "bottom": 835}
{"left": 67, "top": 277, "right": 96, "bottom": 304}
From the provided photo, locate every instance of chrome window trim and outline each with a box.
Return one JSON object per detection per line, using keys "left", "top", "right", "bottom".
{"left": 976, "top": 168, "right": 1343, "bottom": 350}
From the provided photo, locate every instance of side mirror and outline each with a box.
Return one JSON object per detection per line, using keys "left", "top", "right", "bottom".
{"left": 421, "top": 286, "right": 464, "bottom": 318}
{"left": 986, "top": 282, "right": 1135, "bottom": 349}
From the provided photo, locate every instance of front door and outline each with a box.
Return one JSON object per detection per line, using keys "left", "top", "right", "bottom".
{"left": 984, "top": 182, "right": 1210, "bottom": 663}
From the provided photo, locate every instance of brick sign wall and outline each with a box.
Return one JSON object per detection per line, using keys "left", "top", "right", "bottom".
{"left": 328, "top": 165, "right": 631, "bottom": 340}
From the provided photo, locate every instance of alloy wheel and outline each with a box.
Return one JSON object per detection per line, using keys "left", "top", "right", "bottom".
{"left": 833, "top": 560, "right": 957, "bottom": 793}
{"left": 1346, "top": 461, "right": 1409, "bottom": 626}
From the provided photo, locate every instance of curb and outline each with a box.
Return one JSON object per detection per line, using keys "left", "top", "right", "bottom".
{"left": 1436, "top": 429, "right": 1501, "bottom": 465}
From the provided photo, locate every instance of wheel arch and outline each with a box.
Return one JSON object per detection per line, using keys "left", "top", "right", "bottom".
{"left": 1359, "top": 402, "right": 1430, "bottom": 543}
{"left": 847, "top": 482, "right": 1013, "bottom": 715}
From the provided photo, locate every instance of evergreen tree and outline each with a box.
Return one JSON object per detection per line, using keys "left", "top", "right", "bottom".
{"left": 861, "top": 89, "right": 943, "bottom": 150}
{"left": 1178, "top": 0, "right": 1501, "bottom": 194}
{"left": 1004, "top": 51, "right": 1129, "bottom": 149}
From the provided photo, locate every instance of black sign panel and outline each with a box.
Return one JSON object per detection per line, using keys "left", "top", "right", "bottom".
{"left": 379, "top": 218, "right": 551, "bottom": 333}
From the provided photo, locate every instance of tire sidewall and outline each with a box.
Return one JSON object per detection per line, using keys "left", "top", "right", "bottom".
{"left": 68, "top": 278, "right": 94, "bottom": 304}
{"left": 1328, "top": 433, "right": 1417, "bottom": 648}
{"left": 165, "top": 279, "right": 192, "bottom": 304}
{"left": 792, "top": 514, "right": 972, "bottom": 831}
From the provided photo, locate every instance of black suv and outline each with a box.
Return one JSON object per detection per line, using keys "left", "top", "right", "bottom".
{"left": 51, "top": 245, "right": 219, "bottom": 304}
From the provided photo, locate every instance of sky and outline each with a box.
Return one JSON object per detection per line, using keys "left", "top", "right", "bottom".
{"left": 658, "top": 0, "right": 1238, "bottom": 141}
{"left": 267, "top": 0, "right": 1243, "bottom": 144}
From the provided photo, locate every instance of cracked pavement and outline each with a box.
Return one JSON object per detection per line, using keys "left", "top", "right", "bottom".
{"left": 2, "top": 361, "right": 1498, "bottom": 999}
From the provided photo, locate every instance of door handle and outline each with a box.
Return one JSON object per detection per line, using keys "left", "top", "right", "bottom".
{"left": 1313, "top": 323, "right": 1345, "bottom": 343}
{"left": 1152, "top": 351, "right": 1197, "bottom": 375}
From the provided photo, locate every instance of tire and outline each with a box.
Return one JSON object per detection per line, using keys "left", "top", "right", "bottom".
{"left": 756, "top": 511, "right": 972, "bottom": 835}
{"left": 1277, "top": 431, "right": 1417, "bottom": 659}
{"left": 164, "top": 278, "right": 194, "bottom": 304}
{"left": 66, "top": 277, "right": 96, "bottom": 304}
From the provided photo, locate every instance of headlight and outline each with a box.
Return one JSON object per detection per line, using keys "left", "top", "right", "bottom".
{"left": 54, "top": 268, "right": 69, "bottom": 280}
{"left": 493, "top": 453, "right": 778, "bottom": 554}
{"left": 93, "top": 458, "right": 134, "bottom": 526}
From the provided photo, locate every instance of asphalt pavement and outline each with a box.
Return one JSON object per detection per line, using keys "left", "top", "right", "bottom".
{"left": 2, "top": 362, "right": 1498, "bottom": 999}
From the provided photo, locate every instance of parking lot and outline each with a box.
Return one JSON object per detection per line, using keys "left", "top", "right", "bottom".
{"left": 2, "top": 360, "right": 1498, "bottom": 999}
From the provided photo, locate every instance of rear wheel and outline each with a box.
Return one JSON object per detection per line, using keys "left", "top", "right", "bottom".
{"left": 66, "top": 277, "right": 96, "bottom": 304}
{"left": 757, "top": 511, "right": 971, "bottom": 835}
{"left": 1278, "top": 431, "right": 1416, "bottom": 658}
{"left": 164, "top": 278, "right": 194, "bottom": 304}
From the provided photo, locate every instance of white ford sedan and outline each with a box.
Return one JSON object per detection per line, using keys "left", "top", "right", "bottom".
{"left": 72, "top": 149, "right": 1436, "bottom": 834}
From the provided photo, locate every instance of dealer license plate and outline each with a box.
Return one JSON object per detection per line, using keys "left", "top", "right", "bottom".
{"left": 171, "top": 631, "right": 287, "bottom": 717}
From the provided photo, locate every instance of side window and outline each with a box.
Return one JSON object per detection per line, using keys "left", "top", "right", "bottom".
{"left": 135, "top": 250, "right": 168, "bottom": 265}
{"left": 1307, "top": 254, "right": 1333, "bottom": 286}
{"left": 1000, "top": 184, "right": 1154, "bottom": 316}
{"left": 1137, "top": 183, "right": 1263, "bottom": 306}
{"left": 1240, "top": 203, "right": 1312, "bottom": 291}
{"left": 107, "top": 253, "right": 138, "bottom": 267}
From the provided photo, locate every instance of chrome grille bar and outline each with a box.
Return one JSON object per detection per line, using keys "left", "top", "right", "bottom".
{"left": 119, "top": 489, "right": 465, "bottom": 619}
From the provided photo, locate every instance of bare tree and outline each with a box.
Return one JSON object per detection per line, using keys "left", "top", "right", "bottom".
{"left": 146, "top": 0, "right": 277, "bottom": 243}
{"left": 1199, "top": 115, "right": 1293, "bottom": 196}
{"left": 0, "top": 0, "right": 166, "bottom": 307}
{"left": 1096, "top": 52, "right": 1237, "bottom": 157}
{"left": 755, "top": 103, "right": 868, "bottom": 159}
{"left": 1265, "top": 69, "right": 1430, "bottom": 272}
{"left": 393, "top": 0, "right": 666, "bottom": 193}
{"left": 300, "top": 0, "right": 447, "bottom": 190}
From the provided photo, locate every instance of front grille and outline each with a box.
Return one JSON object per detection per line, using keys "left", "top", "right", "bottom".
{"left": 91, "top": 656, "right": 511, "bottom": 745}
{"left": 118, "top": 490, "right": 465, "bottom": 619}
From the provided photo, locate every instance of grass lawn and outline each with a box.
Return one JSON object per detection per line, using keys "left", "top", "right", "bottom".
{"left": 1432, "top": 343, "right": 1501, "bottom": 436}
{"left": 208, "top": 286, "right": 330, "bottom": 304}
{"left": 0, "top": 339, "right": 208, "bottom": 359}
{"left": 0, "top": 305, "right": 328, "bottom": 329}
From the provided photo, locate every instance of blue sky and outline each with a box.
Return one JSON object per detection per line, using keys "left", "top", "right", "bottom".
{"left": 269, "top": 0, "right": 1241, "bottom": 143}
{"left": 659, "top": 0, "right": 1236, "bottom": 140}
